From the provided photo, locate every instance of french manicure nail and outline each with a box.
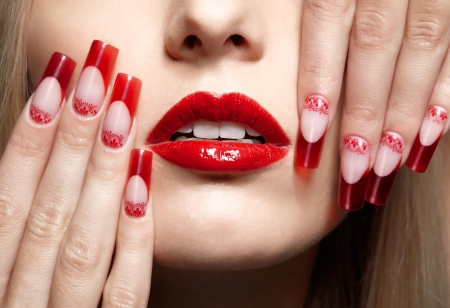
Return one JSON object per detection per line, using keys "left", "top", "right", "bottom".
{"left": 73, "top": 40, "right": 119, "bottom": 117}
{"left": 295, "top": 95, "right": 329, "bottom": 169}
{"left": 30, "top": 52, "right": 76, "bottom": 124}
{"left": 365, "top": 132, "right": 403, "bottom": 206}
{"left": 406, "top": 106, "right": 448, "bottom": 173}
{"left": 338, "top": 136, "right": 370, "bottom": 211}
{"left": 101, "top": 74, "right": 142, "bottom": 149}
{"left": 125, "top": 149, "right": 153, "bottom": 218}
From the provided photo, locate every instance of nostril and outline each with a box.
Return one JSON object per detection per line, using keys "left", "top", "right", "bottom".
{"left": 229, "top": 34, "right": 245, "bottom": 47}
{"left": 184, "top": 35, "right": 202, "bottom": 49}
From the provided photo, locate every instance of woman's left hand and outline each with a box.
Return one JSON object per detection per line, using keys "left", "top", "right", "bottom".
{"left": 296, "top": 0, "right": 450, "bottom": 206}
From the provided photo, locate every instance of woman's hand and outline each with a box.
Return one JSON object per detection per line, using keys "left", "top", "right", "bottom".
{"left": 0, "top": 42, "right": 154, "bottom": 307}
{"left": 296, "top": 0, "right": 450, "bottom": 209}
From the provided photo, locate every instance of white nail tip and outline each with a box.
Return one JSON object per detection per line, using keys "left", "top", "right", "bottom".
{"left": 220, "top": 122, "right": 246, "bottom": 139}
{"left": 193, "top": 121, "right": 220, "bottom": 139}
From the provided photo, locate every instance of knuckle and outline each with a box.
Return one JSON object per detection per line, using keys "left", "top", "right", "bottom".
{"left": 57, "top": 129, "right": 92, "bottom": 154}
{"left": 26, "top": 197, "right": 69, "bottom": 242}
{"left": 0, "top": 194, "right": 21, "bottom": 233}
{"left": 305, "top": 0, "right": 354, "bottom": 20}
{"left": 352, "top": 7, "right": 398, "bottom": 50}
{"left": 386, "top": 103, "right": 418, "bottom": 127}
{"left": 343, "top": 103, "right": 383, "bottom": 130}
{"left": 8, "top": 130, "right": 50, "bottom": 159}
{"left": 103, "top": 283, "right": 143, "bottom": 308}
{"left": 405, "top": 11, "right": 449, "bottom": 50}
{"left": 87, "top": 156, "right": 124, "bottom": 184}
{"left": 59, "top": 233, "right": 101, "bottom": 275}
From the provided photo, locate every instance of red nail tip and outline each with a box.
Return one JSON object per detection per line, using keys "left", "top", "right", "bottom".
{"left": 83, "top": 40, "right": 119, "bottom": 91}
{"left": 295, "top": 130, "right": 326, "bottom": 169}
{"left": 364, "top": 163, "right": 400, "bottom": 206}
{"left": 338, "top": 172, "right": 369, "bottom": 211}
{"left": 101, "top": 130, "right": 125, "bottom": 149}
{"left": 41, "top": 52, "right": 76, "bottom": 99}
{"left": 129, "top": 149, "right": 153, "bottom": 191}
{"left": 109, "top": 73, "right": 142, "bottom": 119}
{"left": 125, "top": 201, "right": 146, "bottom": 218}
{"left": 406, "top": 134, "right": 442, "bottom": 173}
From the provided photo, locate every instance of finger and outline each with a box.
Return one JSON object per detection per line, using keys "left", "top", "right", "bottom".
{"left": 103, "top": 150, "right": 153, "bottom": 308}
{"left": 49, "top": 74, "right": 142, "bottom": 307}
{"left": 338, "top": 0, "right": 409, "bottom": 210}
{"left": 4, "top": 42, "right": 118, "bottom": 306}
{"left": 366, "top": 0, "right": 450, "bottom": 203}
{"left": 295, "top": 0, "right": 356, "bottom": 169}
{"left": 406, "top": 47, "right": 450, "bottom": 172}
{"left": 0, "top": 52, "right": 75, "bottom": 303}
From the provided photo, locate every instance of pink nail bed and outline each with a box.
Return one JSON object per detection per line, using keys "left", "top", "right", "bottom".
{"left": 406, "top": 106, "right": 448, "bottom": 173}
{"left": 365, "top": 132, "right": 403, "bottom": 206}
{"left": 338, "top": 136, "right": 370, "bottom": 211}
{"left": 295, "top": 95, "right": 329, "bottom": 169}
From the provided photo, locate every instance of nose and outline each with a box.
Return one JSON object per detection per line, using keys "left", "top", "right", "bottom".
{"left": 165, "top": 0, "right": 264, "bottom": 62}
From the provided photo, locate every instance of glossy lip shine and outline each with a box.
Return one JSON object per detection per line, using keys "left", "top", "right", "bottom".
{"left": 146, "top": 92, "right": 290, "bottom": 172}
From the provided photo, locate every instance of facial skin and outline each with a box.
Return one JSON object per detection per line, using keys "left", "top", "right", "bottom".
{"left": 27, "top": 0, "right": 347, "bottom": 271}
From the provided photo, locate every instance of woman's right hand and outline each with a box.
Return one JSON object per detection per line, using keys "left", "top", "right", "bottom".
{"left": 0, "top": 42, "right": 154, "bottom": 307}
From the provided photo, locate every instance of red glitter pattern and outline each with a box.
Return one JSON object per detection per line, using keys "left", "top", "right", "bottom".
{"left": 102, "top": 130, "right": 124, "bottom": 149}
{"left": 343, "top": 136, "right": 369, "bottom": 155}
{"left": 73, "top": 97, "right": 98, "bottom": 116}
{"left": 125, "top": 201, "right": 146, "bottom": 217}
{"left": 30, "top": 105, "right": 52, "bottom": 124}
{"left": 303, "top": 95, "right": 329, "bottom": 115}
{"left": 425, "top": 106, "right": 448, "bottom": 125}
{"left": 380, "top": 132, "right": 403, "bottom": 154}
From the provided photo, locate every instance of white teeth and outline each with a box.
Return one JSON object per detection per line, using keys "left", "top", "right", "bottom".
{"left": 193, "top": 121, "right": 220, "bottom": 139}
{"left": 246, "top": 127, "right": 260, "bottom": 137}
{"left": 220, "top": 122, "right": 246, "bottom": 139}
{"left": 175, "top": 136, "right": 188, "bottom": 141}
{"left": 253, "top": 139, "right": 262, "bottom": 144}
{"left": 178, "top": 124, "right": 193, "bottom": 134}
{"left": 188, "top": 138, "right": 203, "bottom": 140}
{"left": 237, "top": 139, "right": 253, "bottom": 144}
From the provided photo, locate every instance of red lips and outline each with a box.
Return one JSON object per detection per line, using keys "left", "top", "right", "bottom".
{"left": 145, "top": 92, "right": 290, "bottom": 172}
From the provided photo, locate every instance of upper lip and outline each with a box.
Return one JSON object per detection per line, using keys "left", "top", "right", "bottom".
{"left": 145, "top": 91, "right": 290, "bottom": 145}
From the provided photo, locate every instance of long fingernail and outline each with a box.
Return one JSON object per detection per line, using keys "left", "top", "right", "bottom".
{"left": 406, "top": 106, "right": 448, "bottom": 173}
{"left": 365, "top": 132, "right": 403, "bottom": 206}
{"left": 101, "top": 74, "right": 142, "bottom": 149}
{"left": 338, "top": 136, "right": 370, "bottom": 211}
{"left": 73, "top": 40, "right": 119, "bottom": 117}
{"left": 125, "top": 149, "right": 153, "bottom": 218}
{"left": 30, "top": 52, "right": 76, "bottom": 124}
{"left": 295, "top": 95, "right": 329, "bottom": 169}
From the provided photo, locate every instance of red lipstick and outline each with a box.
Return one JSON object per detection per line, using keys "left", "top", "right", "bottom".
{"left": 145, "top": 92, "right": 290, "bottom": 172}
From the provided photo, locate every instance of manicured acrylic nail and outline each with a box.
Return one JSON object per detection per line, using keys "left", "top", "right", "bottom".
{"left": 73, "top": 40, "right": 119, "bottom": 117}
{"left": 101, "top": 74, "right": 142, "bottom": 149}
{"left": 365, "top": 132, "right": 403, "bottom": 206}
{"left": 338, "top": 136, "right": 370, "bottom": 211}
{"left": 295, "top": 95, "right": 330, "bottom": 169}
{"left": 125, "top": 149, "right": 153, "bottom": 218}
{"left": 406, "top": 106, "right": 448, "bottom": 173}
{"left": 30, "top": 52, "right": 76, "bottom": 124}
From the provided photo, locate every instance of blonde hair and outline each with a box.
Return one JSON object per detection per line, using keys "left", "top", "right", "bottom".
{"left": 1, "top": 1, "right": 448, "bottom": 306}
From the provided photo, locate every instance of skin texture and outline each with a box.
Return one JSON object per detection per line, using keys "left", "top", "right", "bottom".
{"left": 27, "top": 0, "right": 347, "bottom": 273}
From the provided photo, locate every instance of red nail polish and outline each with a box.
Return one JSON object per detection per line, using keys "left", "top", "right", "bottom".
{"left": 338, "top": 136, "right": 370, "bottom": 211}
{"left": 73, "top": 40, "right": 119, "bottom": 117}
{"left": 101, "top": 74, "right": 142, "bottom": 149}
{"left": 125, "top": 149, "right": 153, "bottom": 218}
{"left": 295, "top": 95, "right": 329, "bottom": 169}
{"left": 406, "top": 106, "right": 448, "bottom": 173}
{"left": 365, "top": 132, "right": 403, "bottom": 206}
{"left": 30, "top": 52, "right": 76, "bottom": 124}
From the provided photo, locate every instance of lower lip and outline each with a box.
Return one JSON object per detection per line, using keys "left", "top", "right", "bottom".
{"left": 149, "top": 140, "right": 289, "bottom": 172}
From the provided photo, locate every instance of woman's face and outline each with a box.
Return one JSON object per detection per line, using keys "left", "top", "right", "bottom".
{"left": 27, "top": 0, "right": 346, "bottom": 270}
